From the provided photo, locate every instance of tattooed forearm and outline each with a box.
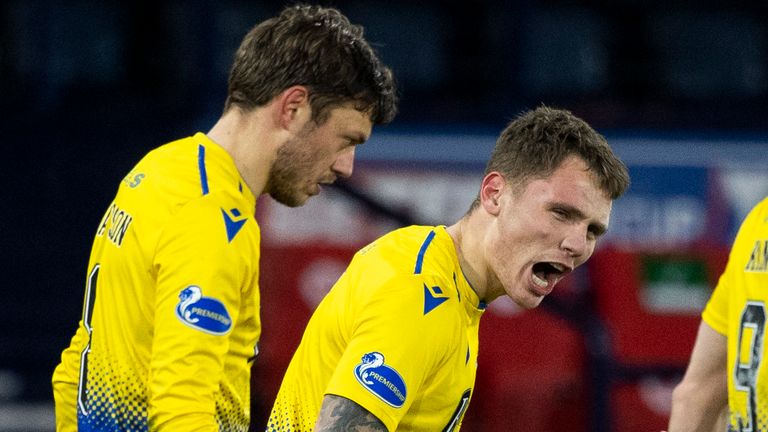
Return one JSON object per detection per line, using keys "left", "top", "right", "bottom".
{"left": 315, "top": 395, "right": 388, "bottom": 432}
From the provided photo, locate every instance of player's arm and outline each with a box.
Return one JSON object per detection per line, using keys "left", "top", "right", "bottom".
{"left": 709, "top": 405, "right": 728, "bottom": 432}
{"left": 667, "top": 320, "right": 728, "bottom": 432}
{"left": 149, "top": 198, "right": 246, "bottom": 431}
{"left": 315, "top": 272, "right": 459, "bottom": 431}
{"left": 316, "top": 395, "right": 388, "bottom": 432}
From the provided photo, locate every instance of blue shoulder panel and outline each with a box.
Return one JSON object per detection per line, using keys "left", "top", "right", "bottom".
{"left": 198, "top": 144, "right": 209, "bottom": 195}
{"left": 414, "top": 230, "right": 436, "bottom": 274}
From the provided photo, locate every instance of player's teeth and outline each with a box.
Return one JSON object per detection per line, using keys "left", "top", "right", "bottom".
{"left": 533, "top": 273, "right": 549, "bottom": 287}
{"left": 551, "top": 263, "right": 565, "bottom": 272}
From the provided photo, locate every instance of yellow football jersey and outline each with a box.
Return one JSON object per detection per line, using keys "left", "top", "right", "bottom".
{"left": 703, "top": 197, "right": 768, "bottom": 431}
{"left": 267, "top": 225, "right": 484, "bottom": 431}
{"left": 52, "top": 133, "right": 261, "bottom": 432}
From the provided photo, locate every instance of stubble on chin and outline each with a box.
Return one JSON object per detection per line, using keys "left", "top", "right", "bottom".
{"left": 265, "top": 151, "right": 303, "bottom": 207}
{"left": 266, "top": 182, "right": 305, "bottom": 208}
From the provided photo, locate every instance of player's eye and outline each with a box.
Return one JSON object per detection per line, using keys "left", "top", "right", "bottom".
{"left": 552, "top": 208, "right": 569, "bottom": 219}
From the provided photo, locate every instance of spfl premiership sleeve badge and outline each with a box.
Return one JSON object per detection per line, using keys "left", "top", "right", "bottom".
{"left": 354, "top": 352, "right": 407, "bottom": 408}
{"left": 175, "top": 285, "right": 232, "bottom": 335}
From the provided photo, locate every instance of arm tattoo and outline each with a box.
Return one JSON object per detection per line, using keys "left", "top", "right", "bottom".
{"left": 315, "top": 394, "right": 388, "bottom": 432}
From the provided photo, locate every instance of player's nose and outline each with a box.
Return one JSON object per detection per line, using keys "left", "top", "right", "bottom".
{"left": 332, "top": 146, "right": 355, "bottom": 178}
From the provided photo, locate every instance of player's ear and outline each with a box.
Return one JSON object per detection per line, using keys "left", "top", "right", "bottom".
{"left": 480, "top": 172, "right": 505, "bottom": 216}
{"left": 277, "top": 85, "right": 310, "bottom": 130}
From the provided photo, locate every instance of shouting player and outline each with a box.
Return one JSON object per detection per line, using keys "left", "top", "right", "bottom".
{"left": 266, "top": 106, "right": 629, "bottom": 431}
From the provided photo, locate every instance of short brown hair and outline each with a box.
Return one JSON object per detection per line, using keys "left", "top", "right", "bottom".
{"left": 225, "top": 4, "right": 397, "bottom": 125}
{"left": 470, "top": 106, "right": 630, "bottom": 210}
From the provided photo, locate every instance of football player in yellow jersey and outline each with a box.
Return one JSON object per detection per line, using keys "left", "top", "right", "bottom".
{"left": 266, "top": 106, "right": 630, "bottom": 431}
{"left": 51, "top": 4, "right": 397, "bottom": 432}
{"left": 668, "top": 197, "right": 768, "bottom": 432}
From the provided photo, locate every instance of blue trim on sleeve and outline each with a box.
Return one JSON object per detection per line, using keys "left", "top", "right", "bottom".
{"left": 414, "top": 230, "right": 437, "bottom": 274}
{"left": 198, "top": 144, "right": 209, "bottom": 195}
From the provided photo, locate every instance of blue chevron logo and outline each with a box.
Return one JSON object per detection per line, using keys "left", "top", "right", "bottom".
{"left": 221, "top": 208, "right": 247, "bottom": 243}
{"left": 423, "top": 283, "right": 449, "bottom": 315}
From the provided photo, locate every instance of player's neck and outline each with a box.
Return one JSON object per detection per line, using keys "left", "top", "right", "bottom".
{"left": 446, "top": 218, "right": 487, "bottom": 302}
{"left": 207, "top": 107, "right": 280, "bottom": 197}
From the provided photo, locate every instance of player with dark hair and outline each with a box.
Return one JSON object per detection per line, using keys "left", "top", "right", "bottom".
{"left": 667, "top": 197, "right": 768, "bottom": 432}
{"left": 266, "top": 106, "right": 630, "bottom": 431}
{"left": 51, "top": 4, "right": 397, "bottom": 431}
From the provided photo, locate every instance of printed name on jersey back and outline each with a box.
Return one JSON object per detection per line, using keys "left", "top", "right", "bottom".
{"left": 745, "top": 239, "right": 768, "bottom": 272}
{"left": 96, "top": 202, "right": 134, "bottom": 247}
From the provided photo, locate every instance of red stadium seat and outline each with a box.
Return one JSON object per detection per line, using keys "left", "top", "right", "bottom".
{"left": 462, "top": 280, "right": 588, "bottom": 432}
{"left": 251, "top": 244, "right": 358, "bottom": 429}
{"left": 587, "top": 244, "right": 729, "bottom": 430}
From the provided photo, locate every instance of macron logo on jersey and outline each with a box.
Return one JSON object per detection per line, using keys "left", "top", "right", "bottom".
{"left": 354, "top": 352, "right": 407, "bottom": 408}
{"left": 221, "top": 208, "right": 247, "bottom": 243}
{"left": 424, "top": 283, "right": 449, "bottom": 315}
{"left": 175, "top": 285, "right": 232, "bottom": 335}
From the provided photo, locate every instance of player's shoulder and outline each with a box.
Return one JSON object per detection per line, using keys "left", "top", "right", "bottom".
{"left": 734, "top": 197, "right": 768, "bottom": 246}
{"left": 359, "top": 225, "right": 451, "bottom": 266}
{"left": 128, "top": 135, "right": 250, "bottom": 209}
{"left": 374, "top": 225, "right": 440, "bottom": 249}
{"left": 747, "top": 197, "right": 768, "bottom": 226}
{"left": 348, "top": 263, "right": 461, "bottom": 324}
{"left": 139, "top": 134, "right": 198, "bottom": 164}
{"left": 348, "top": 226, "right": 452, "bottom": 288}
{"left": 119, "top": 135, "right": 200, "bottom": 193}
{"left": 144, "top": 139, "right": 257, "bottom": 247}
{"left": 178, "top": 191, "right": 258, "bottom": 240}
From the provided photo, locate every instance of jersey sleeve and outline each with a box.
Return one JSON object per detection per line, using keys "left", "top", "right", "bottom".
{"left": 148, "top": 194, "right": 249, "bottom": 431}
{"left": 702, "top": 269, "right": 730, "bottom": 336}
{"left": 702, "top": 199, "right": 768, "bottom": 336}
{"left": 324, "top": 273, "right": 461, "bottom": 431}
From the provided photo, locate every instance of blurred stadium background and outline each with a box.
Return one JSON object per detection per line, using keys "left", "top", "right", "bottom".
{"left": 3, "top": 1, "right": 768, "bottom": 431}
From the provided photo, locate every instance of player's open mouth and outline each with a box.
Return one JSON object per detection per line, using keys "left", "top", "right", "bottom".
{"left": 531, "top": 262, "right": 569, "bottom": 289}
{"left": 314, "top": 178, "right": 335, "bottom": 194}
